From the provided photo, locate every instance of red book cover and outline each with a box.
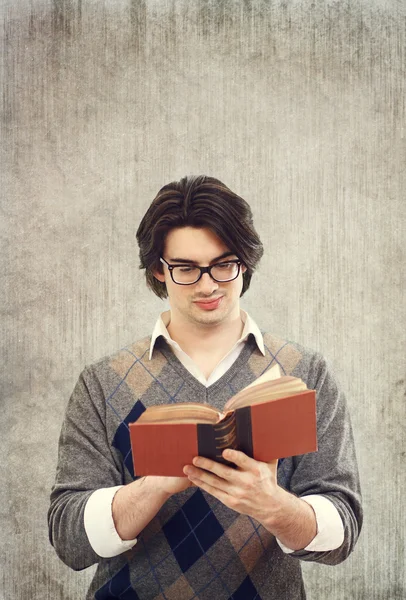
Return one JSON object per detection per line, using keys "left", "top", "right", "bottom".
{"left": 130, "top": 422, "right": 199, "bottom": 477}
{"left": 130, "top": 390, "right": 317, "bottom": 477}
{"left": 250, "top": 390, "right": 317, "bottom": 461}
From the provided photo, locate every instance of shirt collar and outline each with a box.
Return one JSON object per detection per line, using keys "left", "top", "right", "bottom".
{"left": 149, "top": 309, "right": 265, "bottom": 360}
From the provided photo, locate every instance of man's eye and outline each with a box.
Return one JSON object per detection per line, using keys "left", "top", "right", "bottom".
{"left": 178, "top": 266, "right": 196, "bottom": 273}
{"left": 216, "top": 262, "right": 233, "bottom": 269}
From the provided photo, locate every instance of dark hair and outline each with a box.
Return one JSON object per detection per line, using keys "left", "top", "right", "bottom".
{"left": 136, "top": 175, "right": 264, "bottom": 299}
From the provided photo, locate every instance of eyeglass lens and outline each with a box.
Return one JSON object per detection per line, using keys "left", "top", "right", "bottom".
{"left": 172, "top": 262, "right": 239, "bottom": 284}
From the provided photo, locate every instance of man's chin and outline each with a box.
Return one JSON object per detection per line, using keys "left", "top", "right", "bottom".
{"left": 190, "top": 307, "right": 227, "bottom": 326}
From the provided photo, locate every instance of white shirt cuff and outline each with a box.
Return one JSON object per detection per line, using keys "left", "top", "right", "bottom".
{"left": 276, "top": 494, "right": 345, "bottom": 554}
{"left": 84, "top": 486, "right": 138, "bottom": 558}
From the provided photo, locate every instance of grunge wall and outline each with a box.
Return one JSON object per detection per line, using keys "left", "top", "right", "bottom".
{"left": 1, "top": 1, "right": 405, "bottom": 598}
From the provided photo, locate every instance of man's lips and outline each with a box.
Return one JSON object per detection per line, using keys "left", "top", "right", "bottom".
{"left": 193, "top": 296, "right": 223, "bottom": 310}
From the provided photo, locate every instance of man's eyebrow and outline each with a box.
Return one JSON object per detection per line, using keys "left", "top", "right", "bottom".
{"left": 167, "top": 251, "right": 236, "bottom": 264}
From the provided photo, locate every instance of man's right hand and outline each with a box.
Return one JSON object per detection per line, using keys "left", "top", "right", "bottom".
{"left": 112, "top": 474, "right": 192, "bottom": 541}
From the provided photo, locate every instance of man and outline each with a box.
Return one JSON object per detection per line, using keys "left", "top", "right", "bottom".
{"left": 48, "top": 175, "right": 362, "bottom": 600}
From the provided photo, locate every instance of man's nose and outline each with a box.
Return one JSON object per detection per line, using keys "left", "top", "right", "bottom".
{"left": 196, "top": 272, "right": 219, "bottom": 295}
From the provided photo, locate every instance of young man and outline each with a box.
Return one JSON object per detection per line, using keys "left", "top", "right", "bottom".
{"left": 49, "top": 175, "right": 362, "bottom": 600}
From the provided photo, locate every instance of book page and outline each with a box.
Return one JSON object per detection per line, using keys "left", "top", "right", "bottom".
{"left": 224, "top": 376, "right": 308, "bottom": 411}
{"left": 136, "top": 402, "right": 221, "bottom": 424}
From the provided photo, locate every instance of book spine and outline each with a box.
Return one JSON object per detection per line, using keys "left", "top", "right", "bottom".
{"left": 235, "top": 406, "right": 253, "bottom": 458}
{"left": 197, "top": 412, "right": 238, "bottom": 466}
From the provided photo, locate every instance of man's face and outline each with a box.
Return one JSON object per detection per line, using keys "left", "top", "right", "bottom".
{"left": 154, "top": 227, "right": 246, "bottom": 328}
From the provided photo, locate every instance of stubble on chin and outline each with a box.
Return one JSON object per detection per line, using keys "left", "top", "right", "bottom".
{"left": 187, "top": 300, "right": 231, "bottom": 327}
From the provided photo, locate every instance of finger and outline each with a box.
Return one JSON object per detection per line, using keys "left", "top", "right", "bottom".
{"left": 190, "top": 456, "right": 239, "bottom": 481}
{"left": 222, "top": 450, "right": 278, "bottom": 472}
{"left": 183, "top": 464, "right": 235, "bottom": 492}
{"left": 186, "top": 475, "right": 236, "bottom": 509}
{"left": 222, "top": 449, "right": 260, "bottom": 470}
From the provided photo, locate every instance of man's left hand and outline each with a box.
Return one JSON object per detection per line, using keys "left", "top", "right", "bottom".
{"left": 183, "top": 449, "right": 283, "bottom": 525}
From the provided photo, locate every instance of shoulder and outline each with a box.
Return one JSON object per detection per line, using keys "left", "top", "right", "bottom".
{"left": 87, "top": 336, "right": 151, "bottom": 369}
{"left": 80, "top": 335, "right": 153, "bottom": 388}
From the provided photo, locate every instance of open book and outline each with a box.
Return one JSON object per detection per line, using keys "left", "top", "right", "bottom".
{"left": 129, "top": 365, "right": 317, "bottom": 477}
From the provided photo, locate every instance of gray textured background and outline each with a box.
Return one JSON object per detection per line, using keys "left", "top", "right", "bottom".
{"left": 1, "top": 1, "right": 405, "bottom": 599}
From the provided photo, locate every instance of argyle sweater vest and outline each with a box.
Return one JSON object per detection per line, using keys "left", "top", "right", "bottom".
{"left": 48, "top": 332, "right": 363, "bottom": 600}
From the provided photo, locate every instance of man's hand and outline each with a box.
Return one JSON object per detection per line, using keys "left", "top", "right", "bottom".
{"left": 183, "top": 449, "right": 281, "bottom": 523}
{"left": 112, "top": 475, "right": 192, "bottom": 541}
{"left": 183, "top": 449, "right": 317, "bottom": 550}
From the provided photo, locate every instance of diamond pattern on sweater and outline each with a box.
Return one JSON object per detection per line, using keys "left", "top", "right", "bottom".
{"left": 94, "top": 334, "right": 312, "bottom": 599}
{"left": 231, "top": 575, "right": 260, "bottom": 600}
{"left": 95, "top": 564, "right": 138, "bottom": 599}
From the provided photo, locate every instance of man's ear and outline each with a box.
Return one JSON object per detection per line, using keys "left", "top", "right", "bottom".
{"left": 152, "top": 269, "right": 166, "bottom": 283}
{"left": 241, "top": 264, "right": 247, "bottom": 274}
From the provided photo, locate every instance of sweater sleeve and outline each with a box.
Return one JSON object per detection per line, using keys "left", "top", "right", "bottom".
{"left": 48, "top": 367, "right": 125, "bottom": 571}
{"left": 287, "top": 353, "right": 363, "bottom": 565}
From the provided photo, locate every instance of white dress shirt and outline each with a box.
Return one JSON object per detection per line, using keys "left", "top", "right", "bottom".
{"left": 84, "top": 311, "right": 344, "bottom": 558}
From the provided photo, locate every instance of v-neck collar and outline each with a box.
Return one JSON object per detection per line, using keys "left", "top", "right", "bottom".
{"left": 156, "top": 334, "right": 260, "bottom": 396}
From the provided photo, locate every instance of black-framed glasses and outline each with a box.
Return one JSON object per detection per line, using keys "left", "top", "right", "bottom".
{"left": 160, "top": 257, "right": 243, "bottom": 285}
